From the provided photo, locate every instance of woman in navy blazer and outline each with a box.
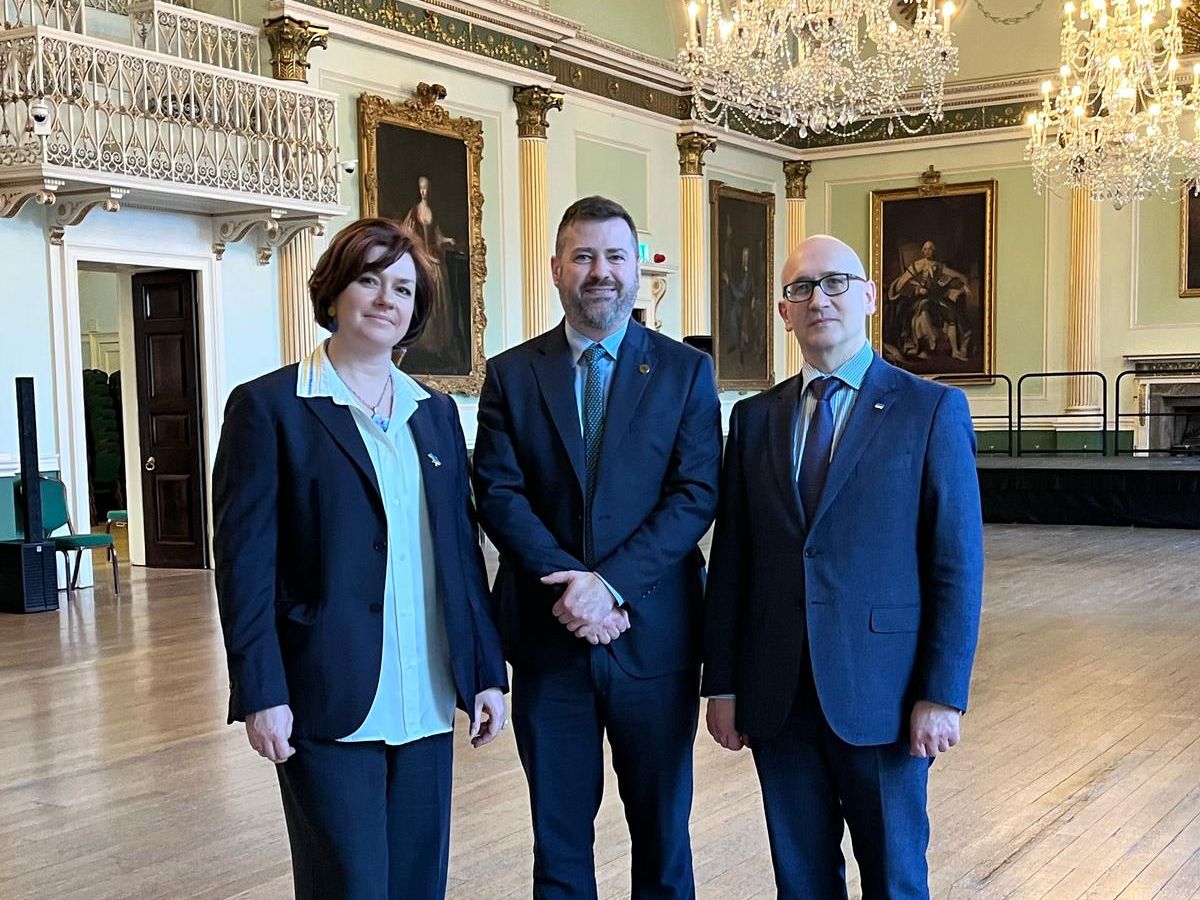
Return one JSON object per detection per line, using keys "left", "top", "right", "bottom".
{"left": 213, "top": 218, "right": 508, "bottom": 900}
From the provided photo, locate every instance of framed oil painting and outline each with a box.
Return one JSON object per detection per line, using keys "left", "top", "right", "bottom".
{"left": 870, "top": 177, "right": 996, "bottom": 379}
{"left": 1181, "top": 184, "right": 1200, "bottom": 298}
{"left": 710, "top": 181, "right": 775, "bottom": 391}
{"left": 358, "top": 84, "right": 487, "bottom": 394}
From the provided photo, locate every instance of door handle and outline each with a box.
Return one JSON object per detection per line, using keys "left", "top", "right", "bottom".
{"left": 144, "top": 456, "right": 156, "bottom": 472}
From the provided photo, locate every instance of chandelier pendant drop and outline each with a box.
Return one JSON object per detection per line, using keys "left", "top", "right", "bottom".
{"left": 676, "top": 0, "right": 960, "bottom": 140}
{"left": 1026, "top": 0, "right": 1200, "bottom": 209}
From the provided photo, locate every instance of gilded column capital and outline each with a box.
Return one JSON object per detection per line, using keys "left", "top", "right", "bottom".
{"left": 513, "top": 85, "right": 564, "bottom": 139}
{"left": 784, "top": 160, "right": 812, "bottom": 200}
{"left": 262, "top": 15, "right": 329, "bottom": 83}
{"left": 676, "top": 131, "right": 716, "bottom": 177}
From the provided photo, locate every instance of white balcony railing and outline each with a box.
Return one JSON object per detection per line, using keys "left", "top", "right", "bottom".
{"left": 3, "top": 0, "right": 84, "bottom": 31}
{"left": 0, "top": 25, "right": 339, "bottom": 209}
{"left": 127, "top": 0, "right": 258, "bottom": 74}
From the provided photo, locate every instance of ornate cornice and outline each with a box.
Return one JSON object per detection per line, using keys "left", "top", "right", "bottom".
{"left": 677, "top": 131, "right": 716, "bottom": 177}
{"left": 783, "top": 160, "right": 812, "bottom": 199}
{"left": 294, "top": 0, "right": 551, "bottom": 72}
{"left": 263, "top": 14, "right": 330, "bottom": 82}
{"left": 513, "top": 84, "right": 563, "bottom": 138}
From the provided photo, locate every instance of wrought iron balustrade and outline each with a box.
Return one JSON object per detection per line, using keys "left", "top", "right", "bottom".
{"left": 0, "top": 24, "right": 339, "bottom": 209}
{"left": 127, "top": 0, "right": 258, "bottom": 74}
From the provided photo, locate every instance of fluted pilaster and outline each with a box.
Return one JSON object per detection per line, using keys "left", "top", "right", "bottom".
{"left": 1066, "top": 186, "right": 1101, "bottom": 413}
{"left": 514, "top": 85, "right": 563, "bottom": 338}
{"left": 784, "top": 160, "right": 812, "bottom": 378}
{"left": 677, "top": 131, "right": 716, "bottom": 338}
{"left": 279, "top": 228, "right": 318, "bottom": 364}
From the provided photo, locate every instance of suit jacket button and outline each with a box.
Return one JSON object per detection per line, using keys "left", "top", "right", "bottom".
{"left": 804, "top": 547, "right": 817, "bottom": 558}
{"left": 374, "top": 540, "right": 385, "bottom": 552}
{"left": 369, "top": 602, "right": 383, "bottom": 614}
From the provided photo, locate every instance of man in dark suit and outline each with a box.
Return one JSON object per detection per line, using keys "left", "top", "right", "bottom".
{"left": 704, "top": 235, "right": 983, "bottom": 899}
{"left": 473, "top": 196, "right": 722, "bottom": 899}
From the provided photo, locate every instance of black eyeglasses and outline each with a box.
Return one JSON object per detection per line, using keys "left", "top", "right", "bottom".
{"left": 782, "top": 273, "right": 868, "bottom": 303}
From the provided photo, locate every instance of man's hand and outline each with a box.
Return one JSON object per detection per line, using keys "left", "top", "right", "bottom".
{"left": 544, "top": 570, "right": 615, "bottom": 630}
{"left": 706, "top": 698, "right": 748, "bottom": 751}
{"left": 245, "top": 704, "right": 295, "bottom": 763}
{"left": 909, "top": 700, "right": 961, "bottom": 759}
{"left": 577, "top": 608, "right": 630, "bottom": 645}
{"left": 470, "top": 688, "right": 507, "bottom": 749}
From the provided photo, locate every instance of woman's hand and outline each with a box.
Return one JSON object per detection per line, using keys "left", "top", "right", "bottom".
{"left": 245, "top": 704, "right": 295, "bottom": 763}
{"left": 470, "top": 688, "right": 507, "bottom": 749}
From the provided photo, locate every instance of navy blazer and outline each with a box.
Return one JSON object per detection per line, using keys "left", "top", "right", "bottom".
{"left": 703, "top": 354, "right": 984, "bottom": 746}
{"left": 472, "top": 320, "right": 722, "bottom": 677}
{"left": 212, "top": 365, "right": 507, "bottom": 740}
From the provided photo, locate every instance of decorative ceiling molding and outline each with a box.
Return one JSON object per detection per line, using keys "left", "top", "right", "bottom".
{"left": 286, "top": 0, "right": 1124, "bottom": 151}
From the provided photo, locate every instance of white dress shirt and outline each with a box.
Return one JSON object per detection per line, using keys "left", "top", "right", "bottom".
{"left": 296, "top": 343, "right": 458, "bottom": 745}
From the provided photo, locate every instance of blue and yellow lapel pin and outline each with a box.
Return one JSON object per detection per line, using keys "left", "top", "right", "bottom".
{"left": 427, "top": 453, "right": 442, "bottom": 467}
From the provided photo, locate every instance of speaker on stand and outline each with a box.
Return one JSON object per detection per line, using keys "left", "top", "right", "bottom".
{"left": 0, "top": 378, "right": 59, "bottom": 613}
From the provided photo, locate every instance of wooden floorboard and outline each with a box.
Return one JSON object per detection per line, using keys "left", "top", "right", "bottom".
{"left": 0, "top": 524, "right": 1198, "bottom": 898}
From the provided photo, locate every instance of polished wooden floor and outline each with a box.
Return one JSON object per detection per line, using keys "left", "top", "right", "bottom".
{"left": 2, "top": 525, "right": 1199, "bottom": 899}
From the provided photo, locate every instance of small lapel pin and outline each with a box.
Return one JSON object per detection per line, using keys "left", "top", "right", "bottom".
{"left": 874, "top": 403, "right": 886, "bottom": 410}
{"left": 427, "top": 453, "right": 442, "bottom": 467}
{"left": 639, "top": 363, "right": 651, "bottom": 375}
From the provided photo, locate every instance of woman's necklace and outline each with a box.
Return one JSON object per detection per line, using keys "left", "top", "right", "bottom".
{"left": 340, "top": 369, "right": 394, "bottom": 431}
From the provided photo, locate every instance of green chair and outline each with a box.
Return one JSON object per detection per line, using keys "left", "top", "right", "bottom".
{"left": 26, "top": 477, "right": 121, "bottom": 596}
{"left": 105, "top": 509, "right": 128, "bottom": 533}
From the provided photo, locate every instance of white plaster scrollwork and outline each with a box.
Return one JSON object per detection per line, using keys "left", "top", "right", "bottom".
{"left": 212, "top": 208, "right": 326, "bottom": 264}
{"left": 48, "top": 187, "right": 130, "bottom": 244}
{"left": 1, "top": 179, "right": 63, "bottom": 220}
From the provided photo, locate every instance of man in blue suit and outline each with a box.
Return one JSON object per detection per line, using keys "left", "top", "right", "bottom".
{"left": 473, "top": 196, "right": 722, "bottom": 899}
{"left": 703, "top": 235, "right": 983, "bottom": 899}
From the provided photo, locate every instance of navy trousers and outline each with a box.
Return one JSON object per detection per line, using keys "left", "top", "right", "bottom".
{"left": 750, "top": 665, "right": 931, "bottom": 900}
{"left": 512, "top": 647, "right": 699, "bottom": 900}
{"left": 275, "top": 732, "right": 454, "bottom": 900}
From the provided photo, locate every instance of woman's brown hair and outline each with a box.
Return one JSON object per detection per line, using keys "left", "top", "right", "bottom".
{"left": 309, "top": 218, "right": 435, "bottom": 348}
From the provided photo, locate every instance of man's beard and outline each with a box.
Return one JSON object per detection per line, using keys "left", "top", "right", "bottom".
{"left": 565, "top": 281, "right": 638, "bottom": 332}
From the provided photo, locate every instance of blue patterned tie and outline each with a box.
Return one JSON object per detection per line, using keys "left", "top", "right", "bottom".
{"left": 581, "top": 343, "right": 607, "bottom": 565}
{"left": 798, "top": 376, "right": 843, "bottom": 524}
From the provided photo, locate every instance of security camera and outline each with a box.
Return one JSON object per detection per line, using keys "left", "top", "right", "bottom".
{"left": 339, "top": 159, "right": 358, "bottom": 176}
{"left": 29, "top": 98, "right": 53, "bottom": 136}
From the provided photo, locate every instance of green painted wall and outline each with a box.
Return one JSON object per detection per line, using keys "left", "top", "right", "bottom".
{"left": 550, "top": 0, "right": 684, "bottom": 59}
{"left": 1135, "top": 194, "right": 1200, "bottom": 327}
{"left": 574, "top": 137, "right": 649, "bottom": 228}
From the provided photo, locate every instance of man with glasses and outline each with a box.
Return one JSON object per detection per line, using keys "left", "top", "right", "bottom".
{"left": 702, "top": 235, "right": 983, "bottom": 899}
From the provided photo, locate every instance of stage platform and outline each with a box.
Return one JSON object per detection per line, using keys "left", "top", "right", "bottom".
{"left": 977, "top": 455, "right": 1200, "bottom": 529}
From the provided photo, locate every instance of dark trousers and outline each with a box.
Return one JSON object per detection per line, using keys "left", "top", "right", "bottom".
{"left": 512, "top": 648, "right": 699, "bottom": 900}
{"left": 275, "top": 732, "right": 454, "bottom": 900}
{"left": 750, "top": 665, "right": 931, "bottom": 900}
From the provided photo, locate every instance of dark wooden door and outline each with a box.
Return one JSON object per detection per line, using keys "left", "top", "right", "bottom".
{"left": 131, "top": 270, "right": 208, "bottom": 568}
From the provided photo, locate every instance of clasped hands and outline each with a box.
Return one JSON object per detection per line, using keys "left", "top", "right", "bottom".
{"left": 541, "top": 570, "right": 629, "bottom": 645}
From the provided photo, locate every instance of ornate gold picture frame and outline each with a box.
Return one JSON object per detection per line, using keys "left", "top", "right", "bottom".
{"left": 358, "top": 84, "right": 487, "bottom": 394}
{"left": 870, "top": 172, "right": 996, "bottom": 380}
{"left": 710, "top": 181, "right": 776, "bottom": 391}
{"left": 1180, "top": 184, "right": 1200, "bottom": 298}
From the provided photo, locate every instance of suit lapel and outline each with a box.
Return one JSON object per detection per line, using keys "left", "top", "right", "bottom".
{"left": 808, "top": 355, "right": 900, "bottom": 530}
{"left": 407, "top": 399, "right": 446, "bottom": 538}
{"left": 768, "top": 375, "right": 806, "bottom": 528}
{"left": 302, "top": 396, "right": 381, "bottom": 501}
{"left": 531, "top": 324, "right": 586, "bottom": 492}
{"left": 595, "top": 321, "right": 655, "bottom": 471}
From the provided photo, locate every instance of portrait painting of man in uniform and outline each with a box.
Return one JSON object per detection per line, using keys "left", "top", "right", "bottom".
{"left": 710, "top": 181, "right": 776, "bottom": 390}
{"left": 871, "top": 177, "right": 996, "bottom": 379}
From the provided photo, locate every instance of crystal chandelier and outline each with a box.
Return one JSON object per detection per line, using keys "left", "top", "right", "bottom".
{"left": 1025, "top": 0, "right": 1200, "bottom": 209}
{"left": 676, "top": 0, "right": 960, "bottom": 140}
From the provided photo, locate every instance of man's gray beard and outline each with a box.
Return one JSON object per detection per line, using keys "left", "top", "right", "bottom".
{"left": 568, "top": 285, "right": 638, "bottom": 332}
